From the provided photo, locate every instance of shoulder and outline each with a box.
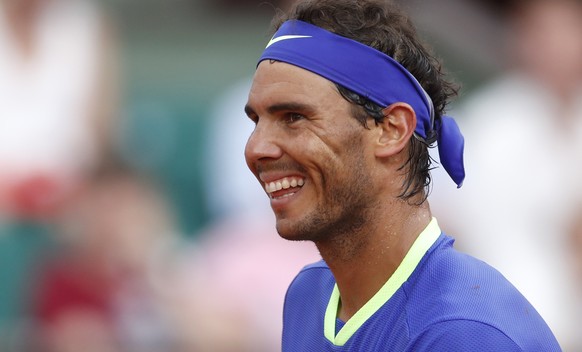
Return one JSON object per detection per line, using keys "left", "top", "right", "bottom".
{"left": 412, "top": 234, "right": 521, "bottom": 291}
{"left": 410, "top": 235, "right": 524, "bottom": 311}
{"left": 404, "top": 235, "right": 561, "bottom": 351}
{"left": 284, "top": 260, "right": 336, "bottom": 314}
{"left": 409, "top": 319, "right": 560, "bottom": 352}
{"left": 282, "top": 260, "right": 334, "bottom": 342}
{"left": 285, "top": 260, "right": 334, "bottom": 300}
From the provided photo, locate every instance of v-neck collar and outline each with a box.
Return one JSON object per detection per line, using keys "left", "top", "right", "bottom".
{"left": 323, "top": 217, "right": 442, "bottom": 346}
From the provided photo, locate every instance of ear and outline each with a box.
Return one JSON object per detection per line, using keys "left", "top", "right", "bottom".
{"left": 374, "top": 103, "right": 416, "bottom": 158}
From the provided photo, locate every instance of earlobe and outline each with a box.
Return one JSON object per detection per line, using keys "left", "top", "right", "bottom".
{"left": 375, "top": 103, "right": 416, "bottom": 158}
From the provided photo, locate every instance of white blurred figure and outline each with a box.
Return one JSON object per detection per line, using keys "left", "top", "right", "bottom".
{"left": 0, "top": 0, "right": 117, "bottom": 220}
{"left": 430, "top": 0, "right": 582, "bottom": 349}
{"left": 205, "top": 78, "right": 266, "bottom": 221}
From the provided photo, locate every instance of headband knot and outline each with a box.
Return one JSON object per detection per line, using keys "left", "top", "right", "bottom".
{"left": 258, "top": 20, "right": 465, "bottom": 187}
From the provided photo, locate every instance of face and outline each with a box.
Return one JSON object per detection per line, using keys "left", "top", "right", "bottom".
{"left": 244, "top": 61, "right": 378, "bottom": 242}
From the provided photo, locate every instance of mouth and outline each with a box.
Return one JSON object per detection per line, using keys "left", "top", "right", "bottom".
{"left": 264, "top": 176, "right": 305, "bottom": 199}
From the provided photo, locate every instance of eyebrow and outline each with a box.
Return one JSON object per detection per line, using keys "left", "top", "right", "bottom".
{"left": 268, "top": 102, "right": 314, "bottom": 114}
{"left": 244, "top": 102, "right": 314, "bottom": 117}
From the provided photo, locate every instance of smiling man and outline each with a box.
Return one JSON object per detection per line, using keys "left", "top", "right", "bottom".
{"left": 243, "top": 0, "right": 561, "bottom": 351}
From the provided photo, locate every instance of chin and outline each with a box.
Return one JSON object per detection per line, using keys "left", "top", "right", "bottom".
{"left": 276, "top": 227, "right": 304, "bottom": 242}
{"left": 275, "top": 219, "right": 312, "bottom": 242}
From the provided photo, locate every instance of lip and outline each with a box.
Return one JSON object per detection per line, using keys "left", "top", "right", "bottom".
{"left": 269, "top": 184, "right": 303, "bottom": 211}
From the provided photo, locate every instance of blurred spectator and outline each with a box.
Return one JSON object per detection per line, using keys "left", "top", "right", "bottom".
{"left": 430, "top": 0, "right": 582, "bottom": 349}
{"left": 0, "top": 0, "right": 118, "bottom": 221}
{"left": 0, "top": 0, "right": 120, "bottom": 349}
{"left": 31, "top": 167, "right": 179, "bottom": 352}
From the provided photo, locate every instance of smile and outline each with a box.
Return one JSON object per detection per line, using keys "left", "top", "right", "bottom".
{"left": 264, "top": 177, "right": 305, "bottom": 197}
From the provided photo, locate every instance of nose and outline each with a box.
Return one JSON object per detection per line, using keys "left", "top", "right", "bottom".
{"left": 245, "top": 119, "right": 283, "bottom": 170}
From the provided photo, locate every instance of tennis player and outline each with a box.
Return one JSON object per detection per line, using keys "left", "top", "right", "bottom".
{"left": 243, "top": 0, "right": 561, "bottom": 350}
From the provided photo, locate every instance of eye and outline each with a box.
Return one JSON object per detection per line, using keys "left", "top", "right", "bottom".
{"left": 284, "top": 112, "right": 305, "bottom": 124}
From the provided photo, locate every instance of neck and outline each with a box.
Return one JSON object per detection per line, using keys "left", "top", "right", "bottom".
{"left": 315, "top": 200, "right": 432, "bottom": 321}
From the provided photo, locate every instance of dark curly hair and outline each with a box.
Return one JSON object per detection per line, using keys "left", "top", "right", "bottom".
{"left": 271, "top": 0, "right": 459, "bottom": 204}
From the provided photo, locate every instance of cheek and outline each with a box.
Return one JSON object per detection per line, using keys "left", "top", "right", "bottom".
{"left": 294, "top": 134, "right": 341, "bottom": 177}
{"left": 328, "top": 128, "right": 368, "bottom": 165}
{"left": 319, "top": 132, "right": 370, "bottom": 182}
{"left": 305, "top": 123, "right": 363, "bottom": 163}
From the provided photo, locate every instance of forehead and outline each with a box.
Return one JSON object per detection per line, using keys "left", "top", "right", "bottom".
{"left": 247, "top": 61, "right": 340, "bottom": 109}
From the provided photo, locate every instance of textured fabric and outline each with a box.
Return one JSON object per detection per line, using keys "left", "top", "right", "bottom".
{"left": 282, "top": 234, "right": 561, "bottom": 351}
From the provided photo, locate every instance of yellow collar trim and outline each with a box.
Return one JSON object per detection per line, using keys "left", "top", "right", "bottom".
{"left": 323, "top": 217, "right": 441, "bottom": 346}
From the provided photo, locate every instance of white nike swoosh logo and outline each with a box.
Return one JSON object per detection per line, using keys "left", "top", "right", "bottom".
{"left": 265, "top": 35, "right": 312, "bottom": 48}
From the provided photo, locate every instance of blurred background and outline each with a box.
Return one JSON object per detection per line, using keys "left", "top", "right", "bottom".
{"left": 0, "top": 0, "right": 581, "bottom": 351}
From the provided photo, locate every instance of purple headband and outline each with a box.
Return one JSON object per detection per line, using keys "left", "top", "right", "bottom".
{"left": 258, "top": 20, "right": 465, "bottom": 188}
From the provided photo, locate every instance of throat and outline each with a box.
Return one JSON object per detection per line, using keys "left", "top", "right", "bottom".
{"left": 316, "top": 233, "right": 366, "bottom": 264}
{"left": 315, "top": 225, "right": 406, "bottom": 322}
{"left": 316, "top": 231, "right": 378, "bottom": 321}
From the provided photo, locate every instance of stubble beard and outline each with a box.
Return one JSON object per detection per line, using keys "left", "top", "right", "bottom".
{"left": 276, "top": 151, "right": 374, "bottom": 253}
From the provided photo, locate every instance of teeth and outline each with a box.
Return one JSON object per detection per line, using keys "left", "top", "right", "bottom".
{"left": 264, "top": 177, "right": 305, "bottom": 194}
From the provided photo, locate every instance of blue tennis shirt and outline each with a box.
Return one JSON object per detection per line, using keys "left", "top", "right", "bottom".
{"left": 282, "top": 219, "right": 561, "bottom": 351}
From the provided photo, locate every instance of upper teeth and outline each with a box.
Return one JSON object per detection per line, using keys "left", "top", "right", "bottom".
{"left": 265, "top": 177, "right": 304, "bottom": 193}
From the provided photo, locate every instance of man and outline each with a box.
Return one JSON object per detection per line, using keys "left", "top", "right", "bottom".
{"left": 243, "top": 0, "right": 561, "bottom": 350}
